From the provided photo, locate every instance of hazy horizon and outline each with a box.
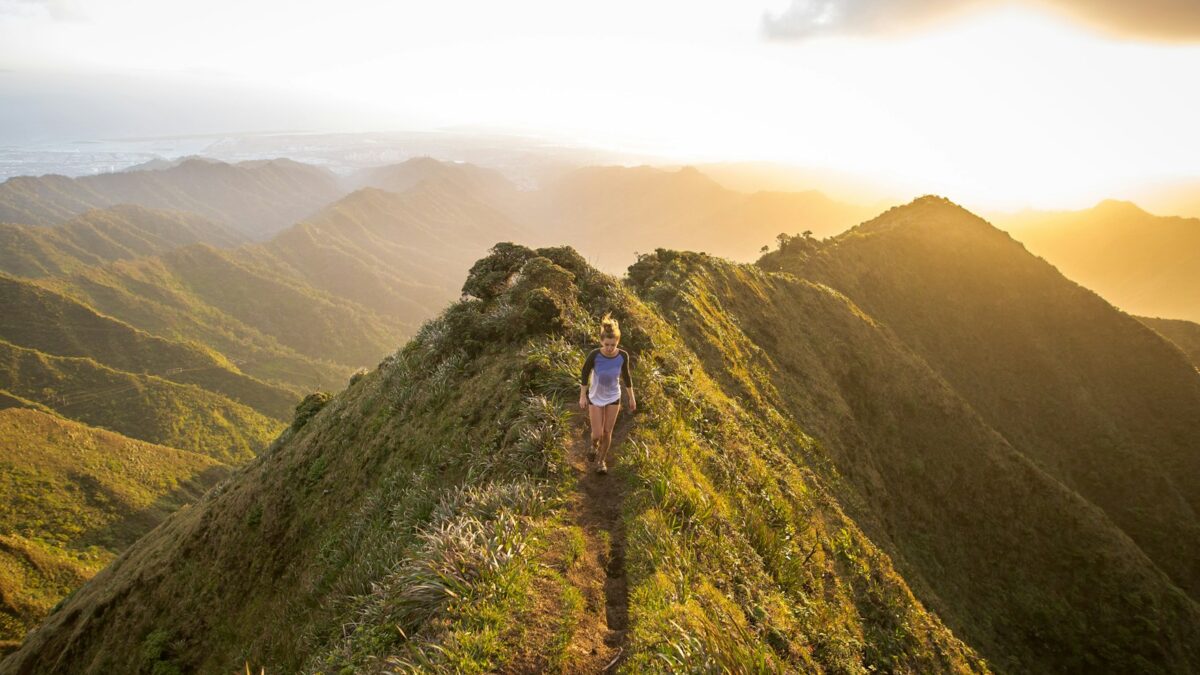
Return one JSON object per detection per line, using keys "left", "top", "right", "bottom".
{"left": 4, "top": 0, "right": 1200, "bottom": 213}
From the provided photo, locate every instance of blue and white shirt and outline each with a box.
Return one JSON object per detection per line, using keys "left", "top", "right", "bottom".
{"left": 580, "top": 348, "right": 633, "bottom": 406}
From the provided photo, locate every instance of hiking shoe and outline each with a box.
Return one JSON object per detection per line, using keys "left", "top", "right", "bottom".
{"left": 587, "top": 448, "right": 597, "bottom": 463}
{"left": 596, "top": 460, "right": 608, "bottom": 475}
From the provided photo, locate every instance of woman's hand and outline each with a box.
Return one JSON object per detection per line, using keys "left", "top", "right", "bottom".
{"left": 628, "top": 393, "right": 637, "bottom": 412}
{"left": 579, "top": 393, "right": 588, "bottom": 410}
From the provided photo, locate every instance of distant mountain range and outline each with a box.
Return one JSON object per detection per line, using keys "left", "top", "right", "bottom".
{"left": 992, "top": 199, "right": 1200, "bottom": 323}
{"left": 0, "top": 158, "right": 342, "bottom": 239}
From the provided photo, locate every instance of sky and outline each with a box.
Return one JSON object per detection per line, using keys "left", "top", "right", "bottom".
{"left": 2, "top": 0, "right": 1199, "bottom": 210}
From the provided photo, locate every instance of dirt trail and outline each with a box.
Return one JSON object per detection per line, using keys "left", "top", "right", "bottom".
{"left": 560, "top": 410, "right": 634, "bottom": 672}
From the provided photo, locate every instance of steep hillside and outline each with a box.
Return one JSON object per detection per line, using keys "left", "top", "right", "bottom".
{"left": 0, "top": 159, "right": 343, "bottom": 239}
{"left": 0, "top": 390, "right": 52, "bottom": 414}
{"left": 761, "top": 196, "right": 1200, "bottom": 603}
{"left": 994, "top": 200, "right": 1200, "bottom": 322}
{"left": 237, "top": 181, "right": 531, "bottom": 320}
{"left": 1139, "top": 316, "right": 1200, "bottom": 369}
{"left": 0, "top": 273, "right": 296, "bottom": 418}
{"left": 0, "top": 244, "right": 992, "bottom": 674}
{"left": 0, "top": 408, "right": 229, "bottom": 651}
{"left": 632, "top": 249, "right": 1200, "bottom": 672}
{"left": 0, "top": 339, "right": 281, "bottom": 463}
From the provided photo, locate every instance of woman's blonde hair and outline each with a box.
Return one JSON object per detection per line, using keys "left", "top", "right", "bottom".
{"left": 600, "top": 313, "right": 621, "bottom": 341}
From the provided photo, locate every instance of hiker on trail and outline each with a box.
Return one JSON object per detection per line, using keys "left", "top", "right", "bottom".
{"left": 579, "top": 313, "right": 636, "bottom": 475}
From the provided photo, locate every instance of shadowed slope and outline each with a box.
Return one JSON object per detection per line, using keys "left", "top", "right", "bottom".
{"left": 763, "top": 195, "right": 1200, "bottom": 603}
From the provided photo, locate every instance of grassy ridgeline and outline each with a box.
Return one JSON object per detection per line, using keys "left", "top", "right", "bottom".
{"left": 0, "top": 244, "right": 988, "bottom": 674}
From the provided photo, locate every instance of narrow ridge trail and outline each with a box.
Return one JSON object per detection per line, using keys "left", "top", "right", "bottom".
{"left": 559, "top": 410, "right": 635, "bottom": 672}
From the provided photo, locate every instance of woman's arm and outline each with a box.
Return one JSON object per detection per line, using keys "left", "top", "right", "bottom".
{"left": 621, "top": 350, "right": 636, "bottom": 410}
{"left": 579, "top": 350, "right": 596, "bottom": 409}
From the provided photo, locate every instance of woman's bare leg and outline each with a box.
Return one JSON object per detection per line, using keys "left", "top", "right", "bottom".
{"left": 588, "top": 403, "right": 605, "bottom": 461}
{"left": 599, "top": 403, "right": 620, "bottom": 463}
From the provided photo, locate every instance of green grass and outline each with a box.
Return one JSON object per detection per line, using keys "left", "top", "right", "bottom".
{"left": 0, "top": 337, "right": 282, "bottom": 462}
{"left": 0, "top": 272, "right": 297, "bottom": 419}
{"left": 0, "top": 407, "right": 229, "bottom": 643}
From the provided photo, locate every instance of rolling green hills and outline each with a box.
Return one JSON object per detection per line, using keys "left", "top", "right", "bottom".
{"left": 247, "top": 182, "right": 533, "bottom": 318}
{"left": 0, "top": 273, "right": 296, "bottom": 419}
{"left": 0, "top": 338, "right": 281, "bottom": 463}
{"left": 0, "top": 169, "right": 531, "bottom": 393}
{"left": 0, "top": 204, "right": 246, "bottom": 278}
{"left": 0, "top": 244, "right": 989, "bottom": 673}
{"left": 0, "top": 408, "right": 230, "bottom": 650}
{"left": 5, "top": 238, "right": 1199, "bottom": 673}
{"left": 637, "top": 247, "right": 1200, "bottom": 672}
{"left": 32, "top": 245, "right": 395, "bottom": 391}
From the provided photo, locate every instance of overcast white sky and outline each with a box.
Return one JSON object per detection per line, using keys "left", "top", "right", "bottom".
{"left": 2, "top": 0, "right": 1199, "bottom": 208}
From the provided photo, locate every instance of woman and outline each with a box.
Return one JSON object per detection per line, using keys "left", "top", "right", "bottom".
{"left": 578, "top": 313, "right": 636, "bottom": 474}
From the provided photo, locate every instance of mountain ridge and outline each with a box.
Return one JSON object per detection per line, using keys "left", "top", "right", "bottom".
{"left": 5, "top": 235, "right": 1200, "bottom": 672}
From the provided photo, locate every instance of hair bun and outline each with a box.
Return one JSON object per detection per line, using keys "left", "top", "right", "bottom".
{"left": 600, "top": 312, "right": 621, "bottom": 338}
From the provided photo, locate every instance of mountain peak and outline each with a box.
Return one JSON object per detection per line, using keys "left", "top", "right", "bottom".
{"left": 1091, "top": 198, "right": 1149, "bottom": 217}
{"left": 840, "top": 194, "right": 999, "bottom": 241}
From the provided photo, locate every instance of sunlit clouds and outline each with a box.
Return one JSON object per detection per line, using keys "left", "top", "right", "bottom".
{"left": 763, "top": 0, "right": 1200, "bottom": 42}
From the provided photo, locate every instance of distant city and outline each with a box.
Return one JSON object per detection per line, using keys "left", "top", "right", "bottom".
{"left": 0, "top": 130, "right": 658, "bottom": 184}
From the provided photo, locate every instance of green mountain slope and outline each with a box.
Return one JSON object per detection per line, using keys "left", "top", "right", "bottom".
{"left": 0, "top": 339, "right": 281, "bottom": 463}
{"left": 0, "top": 244, "right": 992, "bottom": 674}
{"left": 0, "top": 159, "right": 343, "bottom": 239}
{"left": 0, "top": 408, "right": 229, "bottom": 651}
{"left": 9, "top": 175, "right": 534, "bottom": 393}
{"left": 633, "top": 249, "right": 1200, "bottom": 672}
{"left": 0, "top": 204, "right": 246, "bottom": 279}
{"left": 1138, "top": 316, "right": 1200, "bottom": 370}
{"left": 0, "top": 273, "right": 295, "bottom": 419}
{"left": 761, "top": 195, "right": 1200, "bottom": 603}
{"left": 0, "top": 389, "right": 52, "bottom": 414}
{"left": 34, "top": 247, "right": 394, "bottom": 389}
{"left": 235, "top": 183, "right": 530, "bottom": 321}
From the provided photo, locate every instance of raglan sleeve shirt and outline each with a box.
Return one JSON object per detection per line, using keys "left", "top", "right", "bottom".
{"left": 580, "top": 349, "right": 598, "bottom": 387}
{"left": 580, "top": 348, "right": 633, "bottom": 406}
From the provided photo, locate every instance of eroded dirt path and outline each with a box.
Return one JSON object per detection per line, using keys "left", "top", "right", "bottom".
{"left": 560, "top": 410, "right": 634, "bottom": 672}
